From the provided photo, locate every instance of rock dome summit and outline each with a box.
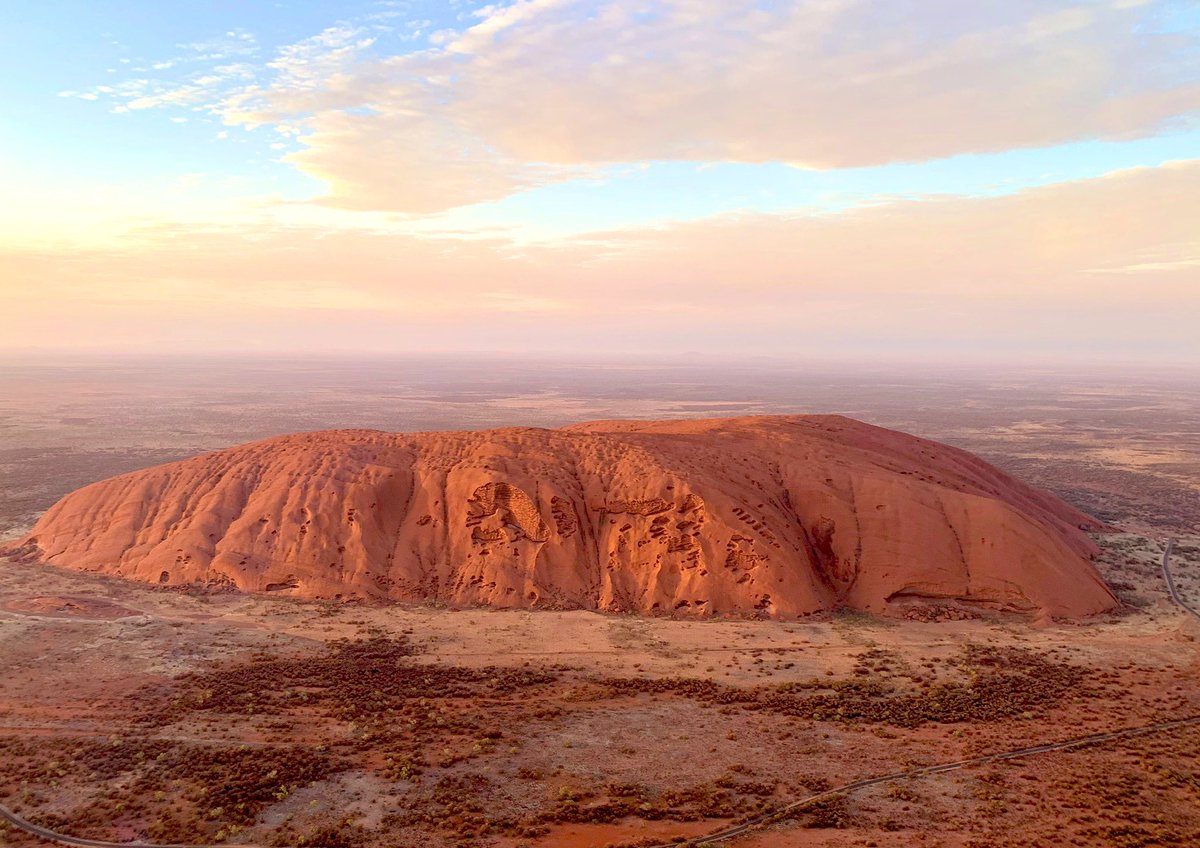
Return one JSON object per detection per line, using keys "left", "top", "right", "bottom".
{"left": 7, "top": 415, "right": 1117, "bottom": 618}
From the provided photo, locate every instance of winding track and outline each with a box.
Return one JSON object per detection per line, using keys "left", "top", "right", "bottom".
{"left": 1161, "top": 538, "right": 1200, "bottom": 620}
{"left": 647, "top": 713, "right": 1200, "bottom": 848}
{"left": 0, "top": 801, "right": 253, "bottom": 848}
{"left": 4, "top": 539, "right": 1199, "bottom": 847}
{"left": 5, "top": 715, "right": 1200, "bottom": 848}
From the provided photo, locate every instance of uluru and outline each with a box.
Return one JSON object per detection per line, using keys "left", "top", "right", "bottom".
{"left": 6, "top": 415, "right": 1117, "bottom": 618}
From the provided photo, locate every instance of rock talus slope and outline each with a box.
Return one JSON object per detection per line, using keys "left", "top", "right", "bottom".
{"left": 6, "top": 416, "right": 1117, "bottom": 618}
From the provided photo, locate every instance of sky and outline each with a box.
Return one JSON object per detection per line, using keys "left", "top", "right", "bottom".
{"left": 1, "top": 0, "right": 1198, "bottom": 363}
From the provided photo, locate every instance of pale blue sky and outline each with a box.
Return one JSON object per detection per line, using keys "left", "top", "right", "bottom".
{"left": 1, "top": 1, "right": 1197, "bottom": 360}
{"left": 4, "top": 0, "right": 1197, "bottom": 231}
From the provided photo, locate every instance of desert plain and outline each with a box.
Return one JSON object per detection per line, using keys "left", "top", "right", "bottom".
{"left": 1, "top": 358, "right": 1198, "bottom": 848}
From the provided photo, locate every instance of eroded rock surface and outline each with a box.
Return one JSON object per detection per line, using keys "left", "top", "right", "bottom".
{"left": 4, "top": 416, "right": 1117, "bottom": 617}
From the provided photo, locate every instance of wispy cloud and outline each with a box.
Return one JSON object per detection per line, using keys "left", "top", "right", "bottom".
{"left": 267, "top": 25, "right": 376, "bottom": 86}
{"left": 3, "top": 160, "right": 1197, "bottom": 357}
{"left": 220, "top": 0, "right": 1200, "bottom": 212}
{"left": 65, "top": 30, "right": 261, "bottom": 117}
{"left": 1086, "top": 257, "right": 1200, "bottom": 273}
{"left": 68, "top": 1, "right": 1200, "bottom": 215}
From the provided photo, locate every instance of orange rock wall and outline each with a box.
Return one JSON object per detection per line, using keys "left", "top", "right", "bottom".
{"left": 7, "top": 416, "right": 1117, "bottom": 618}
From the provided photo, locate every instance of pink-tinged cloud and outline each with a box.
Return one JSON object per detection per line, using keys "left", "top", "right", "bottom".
{"left": 220, "top": 0, "right": 1200, "bottom": 212}
{"left": 1, "top": 161, "right": 1197, "bottom": 360}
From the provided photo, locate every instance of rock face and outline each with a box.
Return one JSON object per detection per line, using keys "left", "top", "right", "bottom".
{"left": 6, "top": 416, "right": 1116, "bottom": 618}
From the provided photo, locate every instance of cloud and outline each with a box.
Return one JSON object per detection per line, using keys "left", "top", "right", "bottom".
{"left": 2, "top": 160, "right": 1196, "bottom": 359}
{"left": 1085, "top": 257, "right": 1200, "bottom": 273}
{"left": 68, "top": 33, "right": 260, "bottom": 117}
{"left": 277, "top": 108, "right": 583, "bottom": 213}
{"left": 267, "top": 25, "right": 376, "bottom": 87}
{"left": 570, "top": 161, "right": 1200, "bottom": 307}
{"left": 214, "top": 0, "right": 1199, "bottom": 212}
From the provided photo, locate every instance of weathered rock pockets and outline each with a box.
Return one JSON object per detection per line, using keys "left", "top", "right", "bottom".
{"left": 4, "top": 415, "right": 1117, "bottom": 618}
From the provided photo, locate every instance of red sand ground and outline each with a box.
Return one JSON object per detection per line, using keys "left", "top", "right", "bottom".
{"left": 0, "top": 595, "right": 136, "bottom": 619}
{"left": 0, "top": 554, "right": 1196, "bottom": 848}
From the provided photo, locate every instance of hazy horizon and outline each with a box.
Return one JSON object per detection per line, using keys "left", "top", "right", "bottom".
{"left": 5, "top": 349, "right": 1200, "bottom": 375}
